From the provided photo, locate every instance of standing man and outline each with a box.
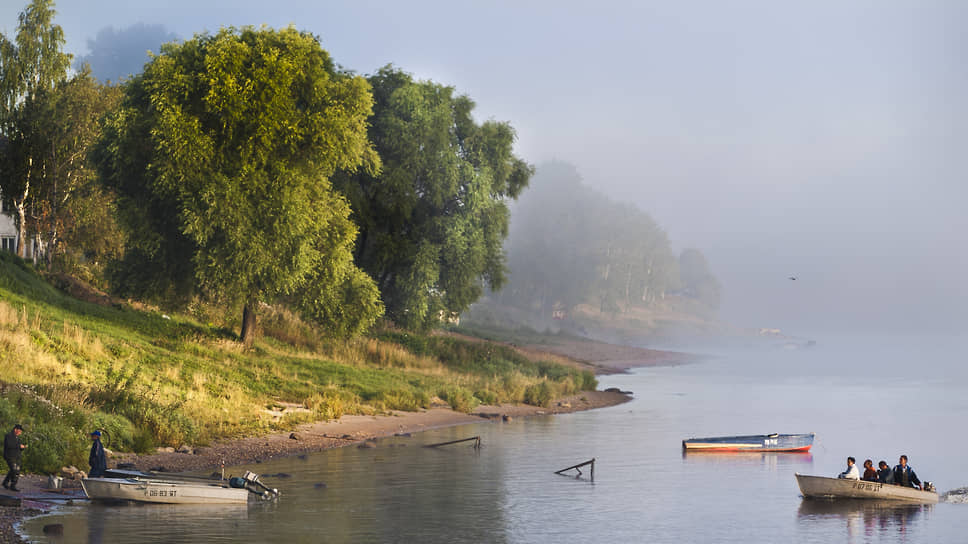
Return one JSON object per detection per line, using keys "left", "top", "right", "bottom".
{"left": 2, "top": 424, "right": 26, "bottom": 492}
{"left": 893, "top": 454, "right": 922, "bottom": 490}
{"left": 837, "top": 456, "right": 860, "bottom": 479}
{"left": 89, "top": 430, "right": 107, "bottom": 477}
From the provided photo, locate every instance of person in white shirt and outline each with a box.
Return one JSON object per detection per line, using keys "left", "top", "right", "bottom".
{"left": 838, "top": 456, "right": 860, "bottom": 480}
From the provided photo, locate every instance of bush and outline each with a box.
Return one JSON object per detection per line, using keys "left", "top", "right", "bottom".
{"left": 440, "top": 387, "right": 479, "bottom": 413}
{"left": 90, "top": 412, "right": 137, "bottom": 451}
{"left": 474, "top": 389, "right": 498, "bottom": 405}
{"left": 22, "top": 422, "right": 86, "bottom": 475}
{"left": 523, "top": 382, "right": 554, "bottom": 407}
{"left": 376, "top": 390, "right": 430, "bottom": 412}
{"left": 87, "top": 367, "right": 198, "bottom": 446}
{"left": 578, "top": 371, "right": 598, "bottom": 391}
{"left": 304, "top": 389, "right": 359, "bottom": 420}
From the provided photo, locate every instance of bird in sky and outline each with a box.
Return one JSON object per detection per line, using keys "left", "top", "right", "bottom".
{"left": 788, "top": 276, "right": 797, "bottom": 281}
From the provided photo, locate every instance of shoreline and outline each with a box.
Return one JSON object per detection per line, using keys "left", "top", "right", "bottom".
{"left": 2, "top": 341, "right": 695, "bottom": 542}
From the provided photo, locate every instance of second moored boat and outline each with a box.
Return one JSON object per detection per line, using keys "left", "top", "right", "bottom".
{"left": 682, "top": 433, "right": 815, "bottom": 452}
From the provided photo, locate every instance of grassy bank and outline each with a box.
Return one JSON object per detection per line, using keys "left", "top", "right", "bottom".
{"left": 0, "top": 252, "right": 595, "bottom": 474}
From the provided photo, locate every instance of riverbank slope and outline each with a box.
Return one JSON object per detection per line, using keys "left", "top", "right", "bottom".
{"left": 2, "top": 339, "right": 692, "bottom": 542}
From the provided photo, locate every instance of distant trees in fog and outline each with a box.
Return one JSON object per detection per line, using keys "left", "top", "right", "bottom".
{"left": 498, "top": 161, "right": 719, "bottom": 317}
{"left": 76, "top": 23, "right": 179, "bottom": 83}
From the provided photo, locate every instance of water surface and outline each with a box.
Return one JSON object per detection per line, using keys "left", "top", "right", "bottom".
{"left": 24, "top": 334, "right": 968, "bottom": 543}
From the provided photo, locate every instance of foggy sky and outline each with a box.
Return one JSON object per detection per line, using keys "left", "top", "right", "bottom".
{"left": 2, "top": 0, "right": 964, "bottom": 335}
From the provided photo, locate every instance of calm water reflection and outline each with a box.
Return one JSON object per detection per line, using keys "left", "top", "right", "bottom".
{"left": 24, "top": 335, "right": 968, "bottom": 543}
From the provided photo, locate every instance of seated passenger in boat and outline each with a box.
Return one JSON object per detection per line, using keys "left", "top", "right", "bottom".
{"left": 877, "top": 460, "right": 894, "bottom": 484}
{"left": 837, "top": 456, "right": 860, "bottom": 480}
{"left": 893, "top": 455, "right": 922, "bottom": 489}
{"left": 861, "top": 459, "right": 878, "bottom": 481}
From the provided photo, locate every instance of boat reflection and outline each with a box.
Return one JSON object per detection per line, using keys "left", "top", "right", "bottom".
{"left": 682, "top": 450, "right": 813, "bottom": 470}
{"left": 797, "top": 499, "right": 931, "bottom": 541}
{"left": 24, "top": 503, "right": 252, "bottom": 544}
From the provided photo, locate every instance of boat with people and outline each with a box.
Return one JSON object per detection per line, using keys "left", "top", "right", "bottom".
{"left": 81, "top": 469, "right": 279, "bottom": 505}
{"left": 795, "top": 474, "right": 939, "bottom": 503}
{"left": 681, "top": 432, "right": 814, "bottom": 452}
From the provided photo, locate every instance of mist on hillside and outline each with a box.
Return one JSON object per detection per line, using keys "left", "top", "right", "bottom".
{"left": 5, "top": 0, "right": 962, "bottom": 339}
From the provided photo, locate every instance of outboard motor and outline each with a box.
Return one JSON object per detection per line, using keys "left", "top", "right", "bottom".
{"left": 229, "top": 471, "right": 280, "bottom": 499}
{"left": 243, "top": 471, "right": 280, "bottom": 500}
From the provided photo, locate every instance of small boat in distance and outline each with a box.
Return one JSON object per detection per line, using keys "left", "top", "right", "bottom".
{"left": 682, "top": 433, "right": 814, "bottom": 452}
{"left": 796, "top": 474, "right": 939, "bottom": 503}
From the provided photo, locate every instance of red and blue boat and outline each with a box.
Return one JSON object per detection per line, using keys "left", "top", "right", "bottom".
{"left": 682, "top": 432, "right": 814, "bottom": 452}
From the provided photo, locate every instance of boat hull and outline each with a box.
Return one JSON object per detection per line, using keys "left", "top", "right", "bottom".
{"left": 682, "top": 433, "right": 814, "bottom": 452}
{"left": 795, "top": 474, "right": 939, "bottom": 503}
{"left": 81, "top": 477, "right": 250, "bottom": 505}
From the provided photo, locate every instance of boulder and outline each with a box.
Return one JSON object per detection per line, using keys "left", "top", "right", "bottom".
{"left": 177, "top": 445, "right": 193, "bottom": 454}
{"left": 604, "top": 387, "right": 633, "bottom": 395}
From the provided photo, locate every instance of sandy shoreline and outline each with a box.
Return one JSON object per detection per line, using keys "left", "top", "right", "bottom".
{"left": 1, "top": 340, "right": 693, "bottom": 542}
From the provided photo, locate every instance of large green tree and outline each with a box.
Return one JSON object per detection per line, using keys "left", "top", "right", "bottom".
{"left": 333, "top": 66, "right": 532, "bottom": 330}
{"left": 96, "top": 26, "right": 383, "bottom": 343}
{"left": 0, "top": 0, "right": 72, "bottom": 258}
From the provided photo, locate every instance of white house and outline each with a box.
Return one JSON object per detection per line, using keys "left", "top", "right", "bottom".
{"left": 0, "top": 193, "right": 17, "bottom": 253}
{"left": 0, "top": 191, "right": 44, "bottom": 260}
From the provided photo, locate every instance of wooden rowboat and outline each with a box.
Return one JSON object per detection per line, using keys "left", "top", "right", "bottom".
{"left": 681, "top": 433, "right": 814, "bottom": 452}
{"left": 795, "top": 474, "right": 939, "bottom": 503}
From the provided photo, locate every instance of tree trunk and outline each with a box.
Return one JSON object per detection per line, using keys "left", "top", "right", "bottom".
{"left": 240, "top": 302, "right": 257, "bottom": 346}
{"left": 15, "top": 197, "right": 27, "bottom": 259}
{"left": 15, "top": 161, "right": 30, "bottom": 259}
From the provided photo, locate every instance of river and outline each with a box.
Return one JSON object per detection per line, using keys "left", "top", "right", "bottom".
{"left": 22, "top": 334, "right": 968, "bottom": 543}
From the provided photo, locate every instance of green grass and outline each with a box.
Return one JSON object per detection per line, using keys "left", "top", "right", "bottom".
{"left": 0, "top": 252, "right": 596, "bottom": 473}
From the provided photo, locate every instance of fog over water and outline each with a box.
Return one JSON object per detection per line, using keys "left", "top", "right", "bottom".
{"left": 2, "top": 0, "right": 964, "bottom": 335}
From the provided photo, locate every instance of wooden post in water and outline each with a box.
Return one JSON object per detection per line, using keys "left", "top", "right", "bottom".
{"left": 424, "top": 436, "right": 481, "bottom": 449}
{"left": 555, "top": 458, "right": 595, "bottom": 482}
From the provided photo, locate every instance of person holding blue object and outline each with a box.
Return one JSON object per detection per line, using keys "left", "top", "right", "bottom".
{"left": 89, "top": 430, "right": 108, "bottom": 477}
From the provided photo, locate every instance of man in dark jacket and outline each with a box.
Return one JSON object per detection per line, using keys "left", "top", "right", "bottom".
{"left": 877, "top": 460, "right": 895, "bottom": 484}
{"left": 89, "top": 430, "right": 108, "bottom": 477}
{"left": 3, "top": 424, "right": 26, "bottom": 492}
{"left": 893, "top": 454, "right": 922, "bottom": 489}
